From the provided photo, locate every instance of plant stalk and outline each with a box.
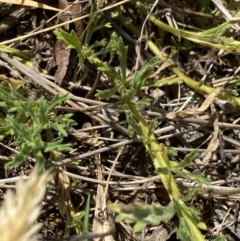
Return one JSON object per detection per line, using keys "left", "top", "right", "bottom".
{"left": 114, "top": 5, "right": 240, "bottom": 106}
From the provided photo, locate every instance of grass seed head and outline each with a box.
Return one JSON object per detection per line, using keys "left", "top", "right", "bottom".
{"left": 0, "top": 166, "right": 51, "bottom": 241}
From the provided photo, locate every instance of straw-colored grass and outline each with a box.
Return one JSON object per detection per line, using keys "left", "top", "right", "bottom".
{"left": 0, "top": 167, "right": 51, "bottom": 241}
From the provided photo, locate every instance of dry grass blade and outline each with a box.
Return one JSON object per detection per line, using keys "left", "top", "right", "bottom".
{"left": 54, "top": 165, "right": 71, "bottom": 237}
{"left": 0, "top": 166, "right": 51, "bottom": 241}
{"left": 0, "top": 0, "right": 130, "bottom": 45}
{"left": 0, "top": 0, "right": 62, "bottom": 12}
{"left": 167, "top": 87, "right": 224, "bottom": 119}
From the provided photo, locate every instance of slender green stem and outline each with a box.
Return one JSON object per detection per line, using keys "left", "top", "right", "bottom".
{"left": 135, "top": 0, "right": 240, "bottom": 54}
{"left": 128, "top": 101, "right": 180, "bottom": 199}
{"left": 114, "top": 7, "right": 240, "bottom": 106}
{"left": 113, "top": 3, "right": 216, "bottom": 240}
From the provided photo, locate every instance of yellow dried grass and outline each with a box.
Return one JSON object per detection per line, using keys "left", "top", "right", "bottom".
{"left": 0, "top": 0, "right": 62, "bottom": 12}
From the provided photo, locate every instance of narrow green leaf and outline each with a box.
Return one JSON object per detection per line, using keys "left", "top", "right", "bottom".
{"left": 6, "top": 145, "right": 32, "bottom": 169}
{"left": 64, "top": 113, "right": 74, "bottom": 119}
{"left": 0, "top": 99, "right": 9, "bottom": 108}
{"left": 104, "top": 33, "right": 128, "bottom": 82}
{"left": 113, "top": 35, "right": 128, "bottom": 82}
{"left": 98, "top": 65, "right": 122, "bottom": 80}
{"left": 175, "top": 198, "right": 207, "bottom": 230}
{"left": 8, "top": 107, "right": 18, "bottom": 112}
{"left": 177, "top": 216, "right": 192, "bottom": 241}
{"left": 38, "top": 97, "right": 48, "bottom": 125}
{"left": 167, "top": 147, "right": 178, "bottom": 157}
{"left": 6, "top": 154, "right": 25, "bottom": 169}
{"left": 174, "top": 199, "right": 206, "bottom": 241}
{"left": 83, "top": 194, "right": 90, "bottom": 234}
{"left": 54, "top": 29, "right": 84, "bottom": 65}
{"left": 108, "top": 203, "right": 121, "bottom": 213}
{"left": 127, "top": 124, "right": 135, "bottom": 138}
{"left": 90, "top": 39, "right": 107, "bottom": 50}
{"left": 95, "top": 86, "right": 119, "bottom": 100}
{"left": 127, "top": 115, "right": 143, "bottom": 137}
{"left": 148, "top": 118, "right": 158, "bottom": 137}
{"left": 181, "top": 186, "right": 202, "bottom": 202}
{"left": 54, "top": 29, "right": 81, "bottom": 51}
{"left": 44, "top": 140, "right": 72, "bottom": 152}
{"left": 84, "top": 3, "right": 98, "bottom": 45}
{"left": 135, "top": 97, "right": 151, "bottom": 107}
{"left": 134, "top": 220, "right": 147, "bottom": 233}
{"left": 54, "top": 125, "right": 68, "bottom": 138}
{"left": 126, "top": 57, "right": 160, "bottom": 101}
{"left": 48, "top": 94, "right": 69, "bottom": 111}
{"left": 117, "top": 103, "right": 129, "bottom": 113}
{"left": 176, "top": 149, "right": 199, "bottom": 168}
{"left": 95, "top": 19, "right": 109, "bottom": 31}
{"left": 173, "top": 168, "right": 211, "bottom": 184}
{"left": 6, "top": 115, "right": 30, "bottom": 140}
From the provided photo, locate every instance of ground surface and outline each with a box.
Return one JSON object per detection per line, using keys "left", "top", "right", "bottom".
{"left": 1, "top": 0, "right": 240, "bottom": 241}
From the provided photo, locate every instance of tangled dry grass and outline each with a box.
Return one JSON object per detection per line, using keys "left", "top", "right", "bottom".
{"left": 2, "top": 0, "right": 240, "bottom": 240}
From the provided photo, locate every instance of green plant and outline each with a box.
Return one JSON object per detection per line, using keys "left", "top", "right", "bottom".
{"left": 0, "top": 84, "right": 75, "bottom": 171}
{"left": 95, "top": 33, "right": 208, "bottom": 241}
{"left": 68, "top": 194, "right": 91, "bottom": 238}
{"left": 52, "top": 7, "right": 230, "bottom": 239}
{"left": 53, "top": 19, "right": 221, "bottom": 239}
{"left": 113, "top": 2, "right": 240, "bottom": 106}
{"left": 54, "top": 3, "right": 108, "bottom": 69}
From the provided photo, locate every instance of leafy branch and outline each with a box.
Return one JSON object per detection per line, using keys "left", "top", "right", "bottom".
{"left": 95, "top": 33, "right": 207, "bottom": 241}
{"left": 0, "top": 85, "right": 75, "bottom": 171}
{"left": 54, "top": 13, "right": 219, "bottom": 239}
{"left": 113, "top": 2, "right": 240, "bottom": 106}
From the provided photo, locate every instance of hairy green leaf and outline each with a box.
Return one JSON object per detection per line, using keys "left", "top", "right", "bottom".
{"left": 0, "top": 87, "right": 75, "bottom": 169}
{"left": 148, "top": 118, "right": 158, "bottom": 137}
{"left": 176, "top": 149, "right": 199, "bottom": 168}
{"left": 117, "top": 103, "right": 129, "bottom": 113}
{"left": 54, "top": 29, "right": 84, "bottom": 66}
{"left": 135, "top": 97, "right": 151, "bottom": 107}
{"left": 44, "top": 140, "right": 72, "bottom": 152}
{"left": 174, "top": 199, "right": 206, "bottom": 230}
{"left": 109, "top": 202, "right": 176, "bottom": 232}
{"left": 127, "top": 114, "right": 143, "bottom": 137}
{"left": 167, "top": 147, "right": 178, "bottom": 157}
{"left": 105, "top": 33, "right": 128, "bottom": 82}
{"left": 126, "top": 57, "right": 160, "bottom": 101}
{"left": 48, "top": 94, "right": 70, "bottom": 111}
{"left": 6, "top": 115, "right": 30, "bottom": 140}
{"left": 181, "top": 186, "right": 202, "bottom": 202}
{"left": 177, "top": 216, "right": 192, "bottom": 241}
{"left": 173, "top": 168, "right": 211, "bottom": 184}
{"left": 95, "top": 86, "right": 119, "bottom": 100}
{"left": 98, "top": 65, "right": 122, "bottom": 81}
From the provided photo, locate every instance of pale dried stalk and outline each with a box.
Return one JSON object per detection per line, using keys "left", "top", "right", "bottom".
{"left": 0, "top": 166, "right": 51, "bottom": 241}
{"left": 167, "top": 87, "right": 223, "bottom": 119}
